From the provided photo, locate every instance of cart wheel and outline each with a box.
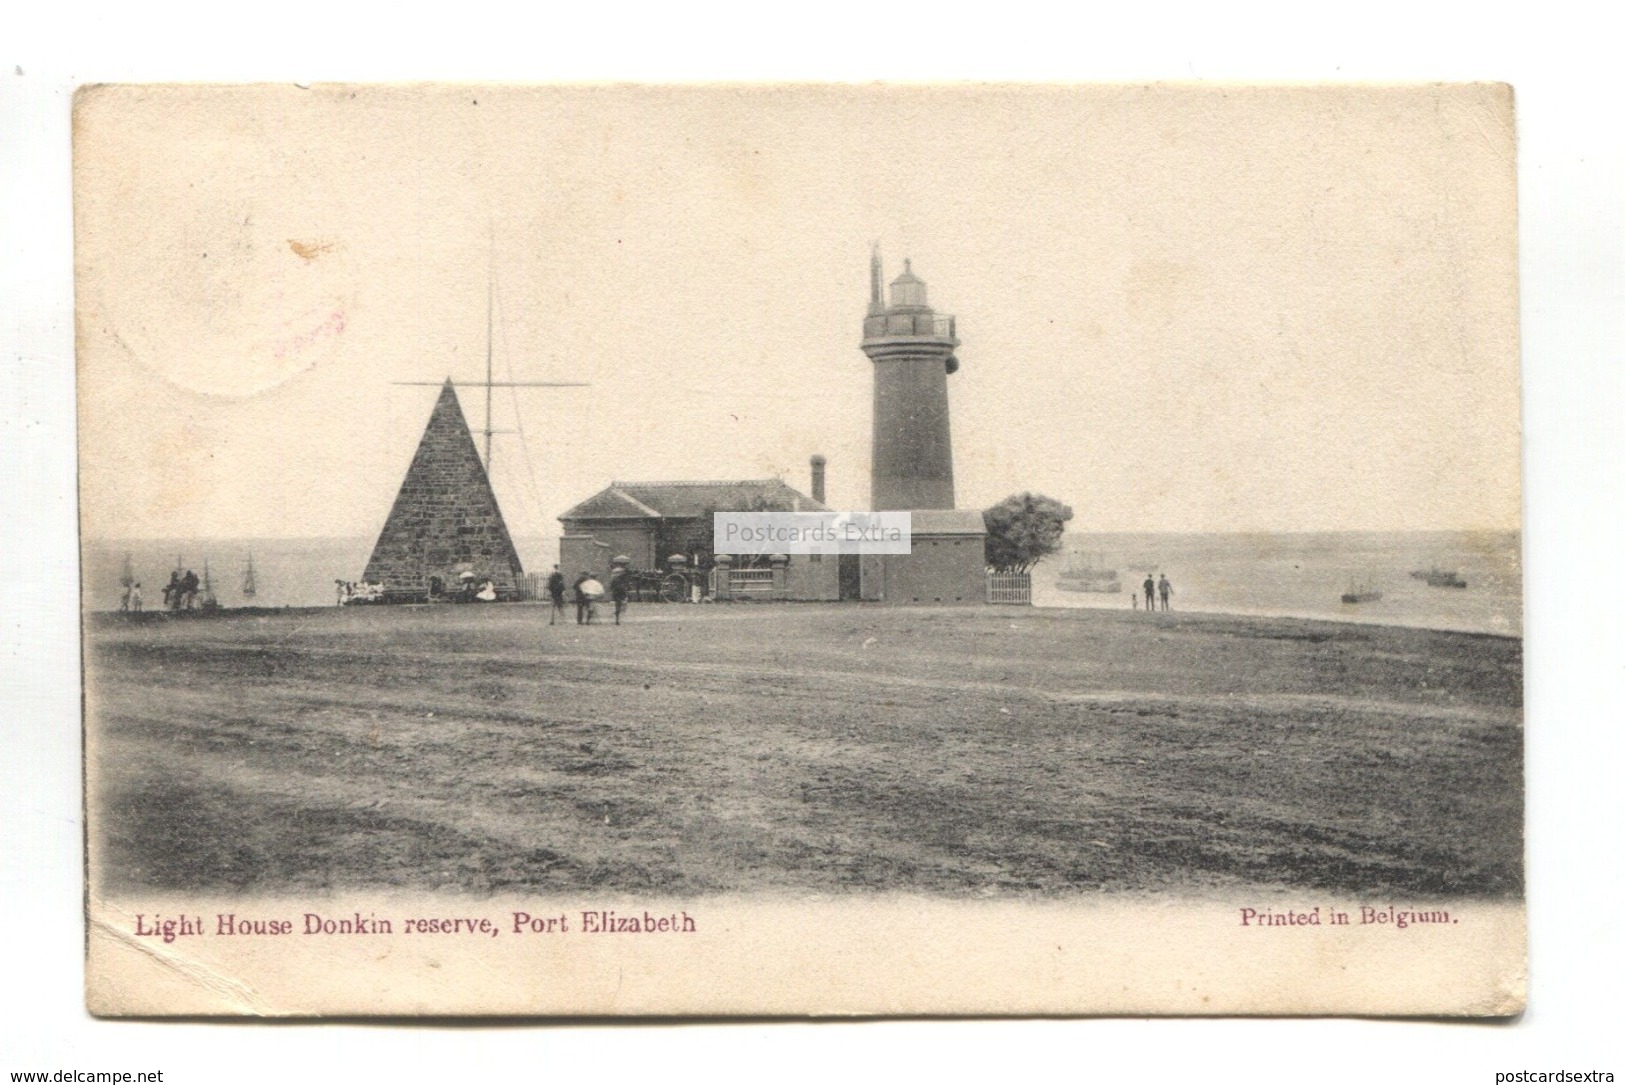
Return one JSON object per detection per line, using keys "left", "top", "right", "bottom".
{"left": 659, "top": 573, "right": 687, "bottom": 603}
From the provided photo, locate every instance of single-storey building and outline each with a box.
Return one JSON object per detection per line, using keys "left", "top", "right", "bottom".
{"left": 557, "top": 477, "right": 841, "bottom": 600}
{"left": 557, "top": 463, "right": 990, "bottom": 605}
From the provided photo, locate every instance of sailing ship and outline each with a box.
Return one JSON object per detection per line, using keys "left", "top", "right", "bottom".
{"left": 241, "top": 552, "right": 258, "bottom": 599}
{"left": 199, "top": 560, "right": 220, "bottom": 611}
{"left": 1409, "top": 566, "right": 1467, "bottom": 589}
{"left": 1056, "top": 551, "right": 1121, "bottom": 593}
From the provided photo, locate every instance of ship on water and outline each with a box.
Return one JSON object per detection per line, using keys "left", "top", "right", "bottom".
{"left": 1410, "top": 566, "right": 1467, "bottom": 589}
{"left": 199, "top": 560, "right": 220, "bottom": 611}
{"left": 1341, "top": 579, "right": 1383, "bottom": 605}
{"left": 1056, "top": 551, "right": 1121, "bottom": 594}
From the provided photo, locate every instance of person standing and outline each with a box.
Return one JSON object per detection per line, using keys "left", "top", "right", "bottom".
{"left": 180, "top": 569, "right": 200, "bottom": 611}
{"left": 129, "top": 581, "right": 143, "bottom": 613}
{"left": 546, "top": 565, "right": 567, "bottom": 625}
{"left": 1142, "top": 573, "right": 1156, "bottom": 614}
{"left": 572, "top": 571, "right": 592, "bottom": 625}
{"left": 1158, "top": 574, "right": 1172, "bottom": 612}
{"left": 610, "top": 567, "right": 629, "bottom": 625}
{"left": 163, "top": 571, "right": 182, "bottom": 611}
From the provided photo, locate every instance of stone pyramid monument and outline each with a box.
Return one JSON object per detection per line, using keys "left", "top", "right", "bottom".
{"left": 362, "top": 379, "right": 525, "bottom": 601}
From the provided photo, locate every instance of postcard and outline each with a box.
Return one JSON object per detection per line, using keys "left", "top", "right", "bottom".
{"left": 77, "top": 83, "right": 1523, "bottom": 1016}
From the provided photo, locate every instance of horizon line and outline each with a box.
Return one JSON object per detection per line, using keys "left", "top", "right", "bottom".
{"left": 82, "top": 525, "right": 1525, "bottom": 544}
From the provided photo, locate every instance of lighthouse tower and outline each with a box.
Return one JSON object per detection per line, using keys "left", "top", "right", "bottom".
{"left": 862, "top": 247, "right": 960, "bottom": 511}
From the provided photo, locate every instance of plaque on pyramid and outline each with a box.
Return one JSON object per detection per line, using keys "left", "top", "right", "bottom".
{"left": 361, "top": 379, "right": 525, "bottom": 602}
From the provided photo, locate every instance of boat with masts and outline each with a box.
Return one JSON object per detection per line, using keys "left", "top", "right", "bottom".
{"left": 199, "top": 560, "right": 220, "bottom": 611}
{"left": 1056, "top": 551, "right": 1121, "bottom": 594}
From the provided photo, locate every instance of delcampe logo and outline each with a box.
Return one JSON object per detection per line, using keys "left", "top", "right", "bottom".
{"left": 713, "top": 511, "right": 912, "bottom": 555}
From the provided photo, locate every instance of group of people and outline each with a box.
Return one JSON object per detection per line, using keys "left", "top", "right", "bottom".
{"left": 455, "top": 572, "right": 498, "bottom": 603}
{"left": 546, "top": 565, "right": 630, "bottom": 626}
{"left": 336, "top": 580, "right": 386, "bottom": 605}
{"left": 1135, "top": 573, "right": 1174, "bottom": 612}
{"left": 158, "top": 570, "right": 201, "bottom": 612}
{"left": 115, "top": 568, "right": 213, "bottom": 614}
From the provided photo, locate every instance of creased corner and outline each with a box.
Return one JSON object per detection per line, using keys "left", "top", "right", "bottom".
{"left": 89, "top": 900, "right": 275, "bottom": 1016}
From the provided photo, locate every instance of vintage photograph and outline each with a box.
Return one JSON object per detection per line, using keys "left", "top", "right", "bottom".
{"left": 76, "top": 83, "right": 1523, "bottom": 1016}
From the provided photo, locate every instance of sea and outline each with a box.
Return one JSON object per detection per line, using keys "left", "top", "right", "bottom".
{"left": 1037, "top": 530, "right": 1522, "bottom": 636}
{"left": 81, "top": 535, "right": 564, "bottom": 614}
{"left": 83, "top": 530, "right": 1523, "bottom": 637}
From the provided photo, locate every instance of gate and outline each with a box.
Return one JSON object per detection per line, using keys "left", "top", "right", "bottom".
{"left": 986, "top": 572, "right": 1032, "bottom": 605}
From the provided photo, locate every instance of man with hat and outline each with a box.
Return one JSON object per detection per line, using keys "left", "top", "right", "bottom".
{"left": 546, "top": 564, "right": 567, "bottom": 625}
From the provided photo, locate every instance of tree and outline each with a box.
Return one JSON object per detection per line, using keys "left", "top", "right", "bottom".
{"left": 983, "top": 492, "right": 1074, "bottom": 573}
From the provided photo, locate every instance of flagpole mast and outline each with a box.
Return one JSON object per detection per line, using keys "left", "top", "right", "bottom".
{"left": 484, "top": 255, "right": 495, "bottom": 473}
{"left": 393, "top": 234, "right": 587, "bottom": 491}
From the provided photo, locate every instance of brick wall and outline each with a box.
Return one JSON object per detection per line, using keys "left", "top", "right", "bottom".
{"left": 783, "top": 553, "right": 842, "bottom": 600}
{"left": 558, "top": 521, "right": 658, "bottom": 573}
{"left": 860, "top": 535, "right": 986, "bottom": 604}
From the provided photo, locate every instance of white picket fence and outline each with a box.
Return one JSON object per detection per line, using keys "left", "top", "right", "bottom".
{"left": 986, "top": 572, "right": 1032, "bottom": 605}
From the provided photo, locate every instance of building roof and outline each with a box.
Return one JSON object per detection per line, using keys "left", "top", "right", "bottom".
{"left": 560, "top": 478, "right": 830, "bottom": 522}
{"left": 906, "top": 508, "right": 988, "bottom": 536}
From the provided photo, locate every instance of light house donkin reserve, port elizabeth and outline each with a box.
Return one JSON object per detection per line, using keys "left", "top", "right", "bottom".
{"left": 133, "top": 909, "right": 700, "bottom": 942}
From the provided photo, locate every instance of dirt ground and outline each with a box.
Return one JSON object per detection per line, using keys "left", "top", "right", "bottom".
{"left": 86, "top": 602, "right": 1523, "bottom": 899}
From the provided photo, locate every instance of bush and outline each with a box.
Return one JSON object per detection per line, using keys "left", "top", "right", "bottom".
{"left": 984, "top": 492, "right": 1073, "bottom": 573}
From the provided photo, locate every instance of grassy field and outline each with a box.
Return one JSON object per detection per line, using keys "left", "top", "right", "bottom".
{"left": 87, "top": 602, "right": 1523, "bottom": 899}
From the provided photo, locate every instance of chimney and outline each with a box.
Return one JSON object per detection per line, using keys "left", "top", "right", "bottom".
{"left": 810, "top": 454, "right": 827, "bottom": 505}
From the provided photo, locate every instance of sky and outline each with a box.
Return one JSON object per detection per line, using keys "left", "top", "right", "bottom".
{"left": 73, "top": 84, "right": 1521, "bottom": 541}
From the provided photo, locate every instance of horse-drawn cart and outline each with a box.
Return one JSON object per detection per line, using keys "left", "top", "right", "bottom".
{"left": 617, "top": 554, "right": 709, "bottom": 603}
{"left": 620, "top": 567, "right": 701, "bottom": 603}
